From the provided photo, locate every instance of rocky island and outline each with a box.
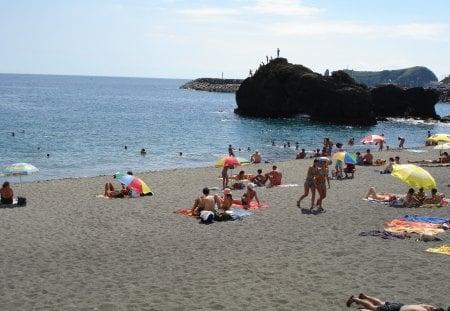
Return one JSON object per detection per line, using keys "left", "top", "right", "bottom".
{"left": 235, "top": 58, "right": 439, "bottom": 125}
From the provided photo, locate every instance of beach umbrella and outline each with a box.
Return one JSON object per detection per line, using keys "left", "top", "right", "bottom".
{"left": 427, "top": 133, "right": 450, "bottom": 143}
{"left": 433, "top": 143, "right": 450, "bottom": 150}
{"left": 391, "top": 164, "right": 436, "bottom": 190}
{"left": 214, "top": 156, "right": 243, "bottom": 168}
{"left": 1, "top": 162, "right": 39, "bottom": 196}
{"left": 332, "top": 151, "right": 357, "bottom": 164}
{"left": 117, "top": 174, "right": 152, "bottom": 195}
{"left": 361, "top": 134, "right": 385, "bottom": 144}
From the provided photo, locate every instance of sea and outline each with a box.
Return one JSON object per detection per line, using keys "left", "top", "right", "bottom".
{"left": 1, "top": 73, "right": 450, "bottom": 182}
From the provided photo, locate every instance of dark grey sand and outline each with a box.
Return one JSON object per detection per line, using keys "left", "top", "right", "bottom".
{"left": 1, "top": 147, "right": 449, "bottom": 310}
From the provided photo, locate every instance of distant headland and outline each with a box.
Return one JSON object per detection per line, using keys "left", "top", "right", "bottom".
{"left": 179, "top": 78, "right": 243, "bottom": 93}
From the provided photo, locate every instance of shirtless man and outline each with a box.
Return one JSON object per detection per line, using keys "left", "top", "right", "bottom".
{"left": 191, "top": 187, "right": 220, "bottom": 216}
{"left": 251, "top": 169, "right": 267, "bottom": 186}
{"left": 104, "top": 182, "right": 127, "bottom": 198}
{"left": 265, "top": 165, "right": 282, "bottom": 186}
{"left": 347, "top": 292, "right": 444, "bottom": 311}
{"left": 362, "top": 149, "right": 373, "bottom": 165}
{"left": 250, "top": 150, "right": 261, "bottom": 163}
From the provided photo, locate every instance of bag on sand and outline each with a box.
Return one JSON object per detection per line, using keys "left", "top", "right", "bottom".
{"left": 17, "top": 197, "right": 27, "bottom": 206}
{"left": 214, "top": 209, "right": 232, "bottom": 222}
{"left": 200, "top": 210, "right": 215, "bottom": 224}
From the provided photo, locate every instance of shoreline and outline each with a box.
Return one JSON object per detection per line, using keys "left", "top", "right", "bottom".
{"left": 1, "top": 147, "right": 450, "bottom": 309}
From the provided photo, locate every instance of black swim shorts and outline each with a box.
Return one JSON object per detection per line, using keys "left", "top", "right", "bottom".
{"left": 376, "top": 302, "right": 405, "bottom": 311}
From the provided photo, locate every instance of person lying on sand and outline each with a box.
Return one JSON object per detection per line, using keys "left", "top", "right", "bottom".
{"left": 365, "top": 187, "right": 396, "bottom": 202}
{"left": 346, "top": 292, "right": 445, "bottom": 311}
{"left": 191, "top": 187, "right": 221, "bottom": 216}
{"left": 104, "top": 182, "right": 128, "bottom": 198}
{"left": 407, "top": 152, "right": 450, "bottom": 164}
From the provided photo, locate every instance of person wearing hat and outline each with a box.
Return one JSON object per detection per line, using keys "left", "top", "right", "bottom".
{"left": 241, "top": 183, "right": 260, "bottom": 207}
{"left": 250, "top": 150, "right": 261, "bottom": 163}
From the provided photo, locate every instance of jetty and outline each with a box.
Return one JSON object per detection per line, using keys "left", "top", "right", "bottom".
{"left": 180, "top": 78, "right": 243, "bottom": 93}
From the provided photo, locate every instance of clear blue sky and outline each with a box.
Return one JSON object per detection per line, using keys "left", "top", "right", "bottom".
{"left": 1, "top": 0, "right": 449, "bottom": 79}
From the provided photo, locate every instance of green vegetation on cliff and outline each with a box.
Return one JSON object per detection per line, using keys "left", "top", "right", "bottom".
{"left": 342, "top": 66, "right": 437, "bottom": 88}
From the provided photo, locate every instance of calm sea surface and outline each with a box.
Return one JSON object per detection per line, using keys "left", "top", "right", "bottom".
{"left": 1, "top": 73, "right": 450, "bottom": 182}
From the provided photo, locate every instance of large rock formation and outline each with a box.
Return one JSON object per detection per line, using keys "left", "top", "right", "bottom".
{"left": 235, "top": 58, "right": 440, "bottom": 125}
{"left": 235, "top": 58, "right": 376, "bottom": 125}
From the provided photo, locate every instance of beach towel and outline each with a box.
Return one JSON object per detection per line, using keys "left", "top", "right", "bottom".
{"left": 426, "top": 245, "right": 450, "bottom": 256}
{"left": 96, "top": 194, "right": 111, "bottom": 199}
{"left": 359, "top": 230, "right": 407, "bottom": 240}
{"left": 385, "top": 226, "right": 445, "bottom": 235}
{"left": 174, "top": 208, "right": 253, "bottom": 220}
{"left": 231, "top": 201, "right": 269, "bottom": 210}
{"left": 401, "top": 215, "right": 449, "bottom": 224}
{"left": 384, "top": 219, "right": 443, "bottom": 229}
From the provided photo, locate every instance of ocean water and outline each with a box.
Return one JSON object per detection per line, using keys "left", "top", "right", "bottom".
{"left": 1, "top": 73, "right": 450, "bottom": 182}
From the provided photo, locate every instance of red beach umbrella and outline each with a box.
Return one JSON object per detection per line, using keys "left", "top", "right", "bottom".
{"left": 361, "top": 135, "right": 385, "bottom": 144}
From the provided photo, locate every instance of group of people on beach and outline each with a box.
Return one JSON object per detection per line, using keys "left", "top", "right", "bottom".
{"left": 297, "top": 158, "right": 330, "bottom": 212}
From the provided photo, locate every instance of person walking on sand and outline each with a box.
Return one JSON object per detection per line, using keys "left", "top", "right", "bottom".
{"left": 398, "top": 136, "right": 405, "bottom": 149}
{"left": 315, "top": 159, "right": 330, "bottom": 212}
{"left": 297, "top": 159, "right": 318, "bottom": 209}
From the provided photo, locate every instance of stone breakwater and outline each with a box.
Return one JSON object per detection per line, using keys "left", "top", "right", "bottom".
{"left": 180, "top": 78, "right": 243, "bottom": 93}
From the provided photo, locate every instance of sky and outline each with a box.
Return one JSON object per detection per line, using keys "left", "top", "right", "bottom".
{"left": 1, "top": 0, "right": 449, "bottom": 80}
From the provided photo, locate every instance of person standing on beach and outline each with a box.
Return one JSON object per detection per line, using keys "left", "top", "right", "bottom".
{"left": 221, "top": 165, "right": 230, "bottom": 189}
{"left": 378, "top": 134, "right": 385, "bottom": 151}
{"left": 228, "top": 144, "right": 235, "bottom": 157}
{"left": 315, "top": 159, "right": 330, "bottom": 211}
{"left": 398, "top": 136, "right": 405, "bottom": 149}
{"left": 297, "top": 159, "right": 318, "bottom": 209}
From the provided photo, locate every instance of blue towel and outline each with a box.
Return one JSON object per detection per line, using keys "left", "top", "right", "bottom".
{"left": 230, "top": 208, "right": 253, "bottom": 220}
{"left": 402, "top": 215, "right": 449, "bottom": 224}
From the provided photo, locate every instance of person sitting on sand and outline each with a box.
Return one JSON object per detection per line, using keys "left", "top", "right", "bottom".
{"left": 403, "top": 188, "right": 422, "bottom": 207}
{"left": 343, "top": 162, "right": 355, "bottom": 178}
{"left": 232, "top": 170, "right": 249, "bottom": 189}
{"left": 191, "top": 187, "right": 221, "bottom": 216}
{"left": 423, "top": 188, "right": 441, "bottom": 205}
{"left": 365, "top": 187, "right": 396, "bottom": 202}
{"left": 414, "top": 187, "right": 426, "bottom": 204}
{"left": 296, "top": 148, "right": 306, "bottom": 159}
{"left": 215, "top": 188, "right": 240, "bottom": 210}
{"left": 241, "top": 183, "right": 260, "bottom": 207}
{"left": 250, "top": 150, "right": 261, "bottom": 163}
{"left": 251, "top": 169, "right": 267, "bottom": 186}
{"left": 380, "top": 157, "right": 395, "bottom": 174}
{"left": 362, "top": 149, "right": 373, "bottom": 165}
{"left": 356, "top": 152, "right": 363, "bottom": 165}
{"left": 265, "top": 165, "right": 282, "bottom": 186}
{"left": 104, "top": 182, "right": 128, "bottom": 198}
{"left": 346, "top": 292, "right": 445, "bottom": 311}
{"left": 0, "top": 181, "right": 14, "bottom": 204}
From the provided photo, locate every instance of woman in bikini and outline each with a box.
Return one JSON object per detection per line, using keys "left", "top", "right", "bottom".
{"left": 297, "top": 159, "right": 318, "bottom": 209}
{"left": 315, "top": 160, "right": 330, "bottom": 211}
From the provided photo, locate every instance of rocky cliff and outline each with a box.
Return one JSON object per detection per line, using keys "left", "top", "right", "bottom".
{"left": 235, "top": 58, "right": 439, "bottom": 125}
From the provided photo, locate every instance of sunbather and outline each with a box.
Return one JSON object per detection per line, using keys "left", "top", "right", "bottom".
{"left": 250, "top": 169, "right": 267, "bottom": 186}
{"left": 104, "top": 182, "right": 127, "bottom": 198}
{"left": 191, "top": 187, "right": 221, "bottom": 216}
{"left": 0, "top": 181, "right": 14, "bottom": 204}
{"left": 215, "top": 188, "right": 240, "bottom": 210}
{"left": 407, "top": 152, "right": 450, "bottom": 164}
{"left": 365, "top": 187, "right": 396, "bottom": 201}
{"left": 346, "top": 292, "right": 445, "bottom": 311}
{"left": 403, "top": 188, "right": 422, "bottom": 207}
{"left": 241, "top": 183, "right": 260, "bottom": 207}
{"left": 423, "top": 188, "right": 442, "bottom": 205}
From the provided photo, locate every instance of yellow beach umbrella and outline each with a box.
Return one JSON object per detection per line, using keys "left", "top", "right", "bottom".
{"left": 391, "top": 164, "right": 436, "bottom": 190}
{"left": 426, "top": 133, "right": 450, "bottom": 143}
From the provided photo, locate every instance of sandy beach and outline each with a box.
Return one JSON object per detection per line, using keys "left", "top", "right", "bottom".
{"left": 1, "top": 147, "right": 449, "bottom": 310}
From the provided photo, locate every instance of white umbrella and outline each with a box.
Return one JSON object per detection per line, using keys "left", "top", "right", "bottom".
{"left": 2, "top": 163, "right": 39, "bottom": 196}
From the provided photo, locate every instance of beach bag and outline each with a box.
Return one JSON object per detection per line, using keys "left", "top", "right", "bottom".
{"left": 17, "top": 197, "right": 27, "bottom": 206}
{"left": 200, "top": 210, "right": 215, "bottom": 224}
{"left": 214, "top": 209, "right": 232, "bottom": 222}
